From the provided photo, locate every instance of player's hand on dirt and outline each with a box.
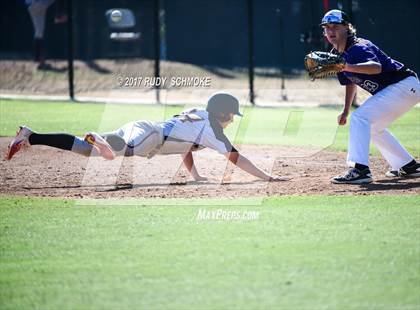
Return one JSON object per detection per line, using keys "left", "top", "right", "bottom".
{"left": 337, "top": 112, "right": 348, "bottom": 126}
{"left": 193, "top": 175, "right": 208, "bottom": 182}
{"left": 268, "top": 176, "right": 291, "bottom": 182}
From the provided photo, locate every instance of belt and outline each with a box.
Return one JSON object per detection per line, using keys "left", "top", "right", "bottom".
{"left": 397, "top": 66, "right": 417, "bottom": 80}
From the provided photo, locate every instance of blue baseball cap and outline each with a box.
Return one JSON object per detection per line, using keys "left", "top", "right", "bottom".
{"left": 320, "top": 10, "right": 350, "bottom": 26}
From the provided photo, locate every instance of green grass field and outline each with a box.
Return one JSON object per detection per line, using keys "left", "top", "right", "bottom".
{"left": 1, "top": 196, "right": 419, "bottom": 309}
{"left": 1, "top": 99, "right": 419, "bottom": 309}
{"left": 1, "top": 99, "right": 419, "bottom": 155}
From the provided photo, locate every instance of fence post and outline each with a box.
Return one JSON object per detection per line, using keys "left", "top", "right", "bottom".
{"left": 154, "top": 0, "right": 161, "bottom": 104}
{"left": 67, "top": 0, "right": 74, "bottom": 101}
{"left": 247, "top": 0, "right": 255, "bottom": 105}
{"left": 347, "top": 0, "right": 358, "bottom": 108}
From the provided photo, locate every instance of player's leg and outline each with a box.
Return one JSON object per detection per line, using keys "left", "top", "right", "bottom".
{"left": 332, "top": 94, "right": 378, "bottom": 184}
{"left": 372, "top": 129, "right": 413, "bottom": 170}
{"left": 99, "top": 123, "right": 138, "bottom": 157}
{"left": 333, "top": 85, "right": 401, "bottom": 184}
{"left": 128, "top": 122, "right": 162, "bottom": 157}
{"left": 101, "top": 132, "right": 127, "bottom": 155}
{"left": 372, "top": 129, "right": 419, "bottom": 177}
{"left": 87, "top": 121, "right": 161, "bottom": 158}
{"left": 332, "top": 76, "right": 419, "bottom": 183}
{"left": 27, "top": 1, "right": 54, "bottom": 65}
{"left": 5, "top": 126, "right": 100, "bottom": 160}
{"left": 371, "top": 77, "right": 420, "bottom": 177}
{"left": 111, "top": 121, "right": 161, "bottom": 157}
{"left": 83, "top": 132, "right": 116, "bottom": 160}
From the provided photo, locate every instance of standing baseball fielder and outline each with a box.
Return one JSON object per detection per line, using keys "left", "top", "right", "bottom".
{"left": 25, "top": 0, "right": 67, "bottom": 68}
{"left": 320, "top": 10, "right": 420, "bottom": 184}
{"left": 5, "top": 93, "right": 286, "bottom": 183}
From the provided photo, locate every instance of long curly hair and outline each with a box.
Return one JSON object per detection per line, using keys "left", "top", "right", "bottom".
{"left": 348, "top": 23, "right": 357, "bottom": 36}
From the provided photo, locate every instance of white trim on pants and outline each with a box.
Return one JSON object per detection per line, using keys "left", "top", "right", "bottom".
{"left": 347, "top": 76, "right": 420, "bottom": 170}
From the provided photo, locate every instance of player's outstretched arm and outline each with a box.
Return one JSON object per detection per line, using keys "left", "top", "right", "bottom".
{"left": 181, "top": 151, "right": 207, "bottom": 181}
{"left": 224, "top": 151, "right": 287, "bottom": 182}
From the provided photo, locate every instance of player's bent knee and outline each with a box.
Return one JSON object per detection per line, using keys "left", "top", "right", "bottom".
{"left": 371, "top": 126, "right": 387, "bottom": 138}
{"left": 104, "top": 134, "right": 126, "bottom": 151}
{"left": 371, "top": 124, "right": 384, "bottom": 134}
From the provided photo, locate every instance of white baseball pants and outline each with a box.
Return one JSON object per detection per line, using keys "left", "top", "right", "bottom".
{"left": 27, "top": 0, "right": 55, "bottom": 39}
{"left": 347, "top": 76, "right": 420, "bottom": 170}
{"left": 113, "top": 121, "right": 163, "bottom": 157}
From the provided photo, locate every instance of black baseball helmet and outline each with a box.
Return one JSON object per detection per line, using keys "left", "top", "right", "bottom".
{"left": 206, "top": 93, "right": 243, "bottom": 117}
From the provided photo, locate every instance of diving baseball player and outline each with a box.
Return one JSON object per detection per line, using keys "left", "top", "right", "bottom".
{"left": 5, "top": 93, "right": 286, "bottom": 182}
{"left": 320, "top": 10, "right": 420, "bottom": 184}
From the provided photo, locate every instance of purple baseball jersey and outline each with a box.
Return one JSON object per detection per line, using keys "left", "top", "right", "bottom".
{"left": 337, "top": 38, "right": 411, "bottom": 94}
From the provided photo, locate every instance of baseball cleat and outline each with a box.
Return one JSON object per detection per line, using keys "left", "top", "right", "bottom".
{"left": 331, "top": 168, "right": 373, "bottom": 184}
{"left": 385, "top": 170, "right": 399, "bottom": 178}
{"left": 84, "top": 132, "right": 116, "bottom": 160}
{"left": 5, "top": 126, "right": 33, "bottom": 160}
{"left": 385, "top": 162, "right": 420, "bottom": 178}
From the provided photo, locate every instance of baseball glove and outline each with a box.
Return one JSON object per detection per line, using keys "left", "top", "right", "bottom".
{"left": 304, "top": 51, "right": 346, "bottom": 80}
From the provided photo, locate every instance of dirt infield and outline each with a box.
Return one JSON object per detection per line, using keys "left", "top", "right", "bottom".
{"left": 1, "top": 138, "right": 419, "bottom": 199}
